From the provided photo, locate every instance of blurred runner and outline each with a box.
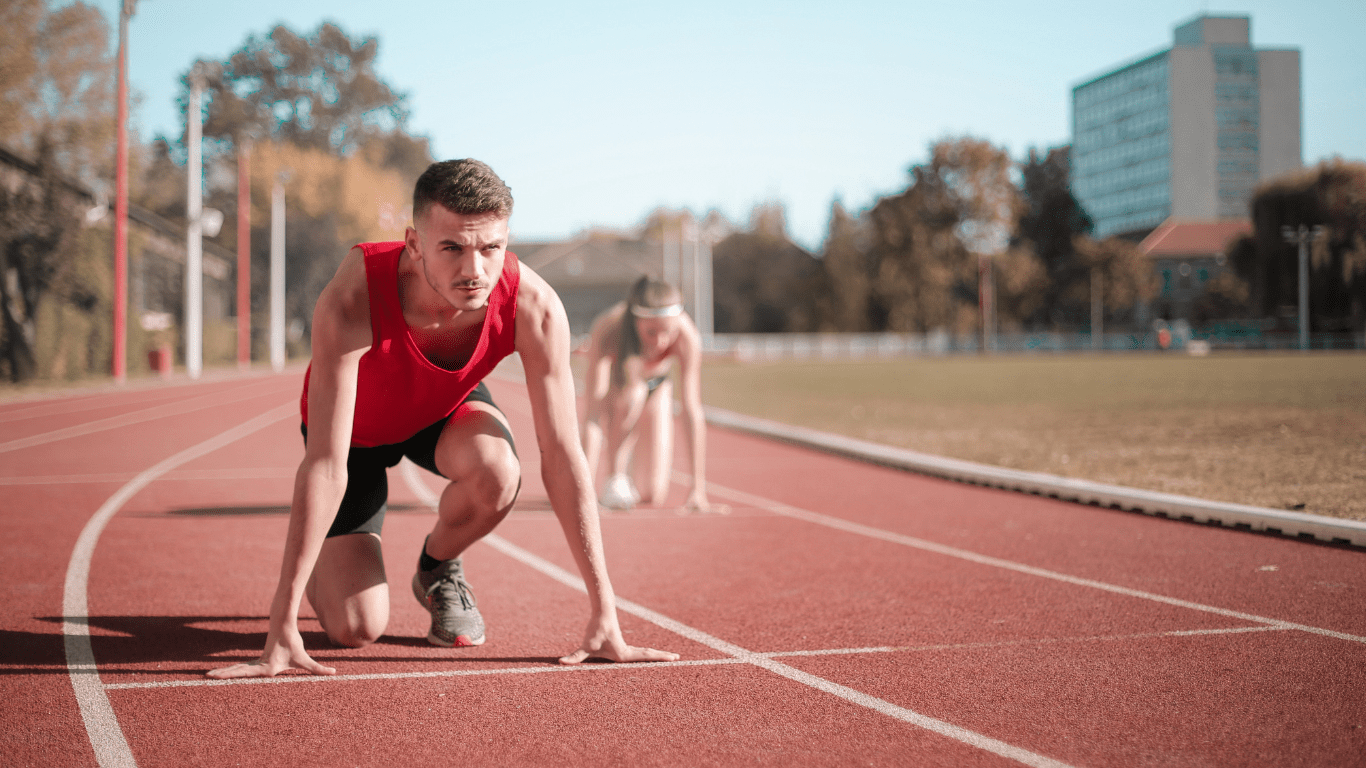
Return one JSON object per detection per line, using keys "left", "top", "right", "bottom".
{"left": 579, "top": 277, "right": 720, "bottom": 513}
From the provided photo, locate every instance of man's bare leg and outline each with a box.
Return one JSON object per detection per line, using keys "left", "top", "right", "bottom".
{"left": 632, "top": 381, "right": 673, "bottom": 505}
{"left": 305, "top": 532, "right": 389, "bottom": 648}
{"left": 424, "top": 401, "right": 521, "bottom": 561}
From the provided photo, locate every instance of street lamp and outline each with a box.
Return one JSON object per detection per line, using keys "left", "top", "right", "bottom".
{"left": 1281, "top": 224, "right": 1324, "bottom": 351}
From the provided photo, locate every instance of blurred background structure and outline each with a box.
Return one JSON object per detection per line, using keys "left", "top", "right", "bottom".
{"left": 0, "top": 3, "right": 1363, "bottom": 384}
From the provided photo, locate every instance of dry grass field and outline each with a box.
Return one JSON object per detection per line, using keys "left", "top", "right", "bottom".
{"left": 700, "top": 351, "right": 1366, "bottom": 521}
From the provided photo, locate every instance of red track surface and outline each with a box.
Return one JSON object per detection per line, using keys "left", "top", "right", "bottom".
{"left": 2, "top": 368, "right": 1364, "bottom": 767}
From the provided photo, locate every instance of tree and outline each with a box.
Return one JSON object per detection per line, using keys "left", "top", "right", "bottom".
{"left": 0, "top": 1, "right": 113, "bottom": 382}
{"left": 867, "top": 137, "right": 1035, "bottom": 334}
{"left": 1227, "top": 159, "right": 1366, "bottom": 331}
{"left": 711, "top": 202, "right": 819, "bottom": 333}
{"left": 188, "top": 22, "right": 426, "bottom": 173}
{"left": 815, "top": 200, "right": 874, "bottom": 331}
{"left": 1015, "top": 146, "right": 1094, "bottom": 327}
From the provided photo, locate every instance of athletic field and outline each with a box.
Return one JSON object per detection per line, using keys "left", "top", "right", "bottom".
{"left": 701, "top": 351, "right": 1366, "bottom": 520}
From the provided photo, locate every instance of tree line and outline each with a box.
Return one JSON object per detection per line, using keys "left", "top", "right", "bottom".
{"left": 711, "top": 141, "right": 1366, "bottom": 337}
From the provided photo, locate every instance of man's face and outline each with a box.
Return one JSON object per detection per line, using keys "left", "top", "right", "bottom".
{"left": 405, "top": 205, "right": 509, "bottom": 312}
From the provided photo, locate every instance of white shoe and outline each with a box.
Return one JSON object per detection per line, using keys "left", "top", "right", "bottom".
{"left": 600, "top": 473, "right": 640, "bottom": 510}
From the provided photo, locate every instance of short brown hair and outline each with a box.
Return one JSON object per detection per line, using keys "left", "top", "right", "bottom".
{"left": 413, "top": 159, "right": 513, "bottom": 221}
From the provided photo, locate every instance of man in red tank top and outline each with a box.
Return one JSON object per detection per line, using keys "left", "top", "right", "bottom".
{"left": 209, "top": 160, "right": 678, "bottom": 679}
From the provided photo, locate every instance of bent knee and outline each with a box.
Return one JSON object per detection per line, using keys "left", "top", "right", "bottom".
{"left": 324, "top": 616, "right": 386, "bottom": 648}
{"left": 449, "top": 446, "right": 520, "bottom": 510}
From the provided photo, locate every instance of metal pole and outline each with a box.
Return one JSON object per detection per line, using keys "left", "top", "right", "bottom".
{"left": 979, "top": 255, "right": 994, "bottom": 352}
{"left": 1282, "top": 225, "right": 1322, "bottom": 352}
{"left": 186, "top": 67, "right": 203, "bottom": 379}
{"left": 236, "top": 139, "right": 251, "bottom": 369}
{"left": 1298, "top": 233, "right": 1309, "bottom": 351}
{"left": 112, "top": 1, "right": 134, "bottom": 383}
{"left": 270, "top": 173, "right": 286, "bottom": 372}
{"left": 700, "top": 238, "right": 714, "bottom": 345}
{"left": 1091, "top": 267, "right": 1103, "bottom": 351}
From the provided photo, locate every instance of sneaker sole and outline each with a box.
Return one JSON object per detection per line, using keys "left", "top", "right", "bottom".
{"left": 411, "top": 572, "right": 486, "bottom": 647}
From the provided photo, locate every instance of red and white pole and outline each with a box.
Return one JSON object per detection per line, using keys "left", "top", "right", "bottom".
{"left": 111, "top": 1, "right": 134, "bottom": 383}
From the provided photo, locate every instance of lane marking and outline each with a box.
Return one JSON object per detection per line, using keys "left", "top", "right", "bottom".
{"left": 110, "top": 624, "right": 1287, "bottom": 691}
{"left": 400, "top": 462, "right": 1074, "bottom": 768}
{"left": 104, "top": 658, "right": 746, "bottom": 690}
{"left": 0, "top": 388, "right": 178, "bottom": 425}
{"left": 0, "top": 468, "right": 296, "bottom": 486}
{"left": 699, "top": 478, "right": 1366, "bottom": 646}
{"left": 1, "top": 380, "right": 282, "bottom": 454}
{"left": 65, "top": 401, "right": 298, "bottom": 768}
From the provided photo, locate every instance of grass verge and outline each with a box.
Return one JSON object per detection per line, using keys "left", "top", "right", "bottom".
{"left": 701, "top": 351, "right": 1366, "bottom": 521}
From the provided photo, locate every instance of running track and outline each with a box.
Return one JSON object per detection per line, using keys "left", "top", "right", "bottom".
{"left": 2, "top": 367, "right": 1364, "bottom": 767}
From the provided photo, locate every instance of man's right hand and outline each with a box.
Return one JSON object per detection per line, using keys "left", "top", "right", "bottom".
{"left": 206, "top": 625, "right": 337, "bottom": 679}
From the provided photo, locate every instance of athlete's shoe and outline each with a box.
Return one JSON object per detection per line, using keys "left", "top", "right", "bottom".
{"left": 412, "top": 556, "right": 486, "bottom": 647}
{"left": 600, "top": 473, "right": 640, "bottom": 510}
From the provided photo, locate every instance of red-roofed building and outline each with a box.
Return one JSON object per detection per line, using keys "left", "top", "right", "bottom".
{"left": 1138, "top": 218, "right": 1251, "bottom": 320}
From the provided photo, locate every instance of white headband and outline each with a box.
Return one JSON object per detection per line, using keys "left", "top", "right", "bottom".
{"left": 630, "top": 303, "right": 683, "bottom": 319}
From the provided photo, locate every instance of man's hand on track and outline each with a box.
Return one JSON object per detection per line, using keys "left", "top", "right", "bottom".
{"left": 206, "top": 627, "right": 337, "bottom": 679}
{"left": 558, "top": 619, "right": 680, "bottom": 665}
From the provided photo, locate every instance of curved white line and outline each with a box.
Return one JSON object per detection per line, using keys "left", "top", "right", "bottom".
{"left": 64, "top": 401, "right": 298, "bottom": 767}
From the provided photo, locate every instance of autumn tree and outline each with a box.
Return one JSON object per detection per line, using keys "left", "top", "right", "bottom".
{"left": 0, "top": 1, "right": 113, "bottom": 381}
{"left": 866, "top": 137, "right": 1039, "bottom": 334}
{"left": 1015, "top": 146, "right": 1093, "bottom": 327}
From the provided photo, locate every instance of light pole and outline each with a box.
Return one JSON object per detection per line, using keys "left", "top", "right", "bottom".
{"left": 236, "top": 137, "right": 251, "bottom": 369}
{"left": 270, "top": 170, "right": 289, "bottom": 372}
{"left": 112, "top": 0, "right": 136, "bottom": 382}
{"left": 1281, "top": 224, "right": 1323, "bottom": 351}
{"left": 185, "top": 64, "right": 204, "bottom": 378}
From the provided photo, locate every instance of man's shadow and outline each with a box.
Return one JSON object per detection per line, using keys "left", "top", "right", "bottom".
{"left": 2, "top": 616, "right": 559, "bottom": 675}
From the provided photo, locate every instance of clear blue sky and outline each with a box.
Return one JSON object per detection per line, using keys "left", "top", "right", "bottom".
{"left": 92, "top": 0, "right": 1365, "bottom": 250}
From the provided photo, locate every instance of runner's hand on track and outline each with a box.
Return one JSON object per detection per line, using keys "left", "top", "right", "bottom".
{"left": 684, "top": 489, "right": 729, "bottom": 515}
{"left": 206, "top": 625, "right": 337, "bottom": 679}
{"left": 559, "top": 617, "right": 680, "bottom": 665}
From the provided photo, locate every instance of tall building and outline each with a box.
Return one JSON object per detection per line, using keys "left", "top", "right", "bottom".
{"left": 1071, "top": 15, "right": 1301, "bottom": 239}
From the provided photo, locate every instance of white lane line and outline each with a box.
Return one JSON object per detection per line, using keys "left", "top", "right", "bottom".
{"left": 760, "top": 625, "right": 1288, "bottom": 658}
{"left": 0, "top": 468, "right": 297, "bottom": 486}
{"left": 0, "top": 388, "right": 177, "bottom": 424}
{"left": 1, "top": 380, "right": 282, "bottom": 454}
{"left": 102, "top": 624, "right": 1289, "bottom": 691}
{"left": 65, "top": 401, "right": 298, "bottom": 768}
{"left": 702, "top": 480, "right": 1366, "bottom": 646}
{"left": 400, "top": 462, "right": 1074, "bottom": 768}
{"left": 104, "top": 658, "right": 746, "bottom": 690}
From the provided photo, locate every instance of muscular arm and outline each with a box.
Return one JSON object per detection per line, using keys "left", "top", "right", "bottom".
{"left": 516, "top": 268, "right": 678, "bottom": 664}
{"left": 208, "top": 247, "right": 372, "bottom": 679}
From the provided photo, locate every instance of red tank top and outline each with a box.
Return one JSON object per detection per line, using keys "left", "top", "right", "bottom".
{"left": 301, "top": 241, "right": 520, "bottom": 447}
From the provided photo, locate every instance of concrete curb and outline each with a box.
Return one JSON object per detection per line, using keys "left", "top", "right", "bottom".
{"left": 704, "top": 406, "right": 1366, "bottom": 549}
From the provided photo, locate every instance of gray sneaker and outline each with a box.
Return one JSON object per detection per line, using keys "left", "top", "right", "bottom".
{"left": 412, "top": 556, "right": 486, "bottom": 647}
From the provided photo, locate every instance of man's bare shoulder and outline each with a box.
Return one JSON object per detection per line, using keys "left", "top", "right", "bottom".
{"left": 313, "top": 247, "right": 372, "bottom": 354}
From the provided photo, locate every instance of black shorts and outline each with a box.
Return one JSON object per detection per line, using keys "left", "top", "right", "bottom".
{"left": 301, "top": 381, "right": 516, "bottom": 538}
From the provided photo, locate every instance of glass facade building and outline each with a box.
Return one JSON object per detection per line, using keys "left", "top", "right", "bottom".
{"left": 1071, "top": 16, "right": 1301, "bottom": 239}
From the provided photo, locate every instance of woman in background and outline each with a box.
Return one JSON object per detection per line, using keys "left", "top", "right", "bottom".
{"left": 580, "top": 277, "right": 718, "bottom": 512}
